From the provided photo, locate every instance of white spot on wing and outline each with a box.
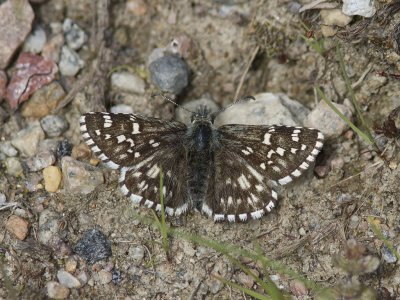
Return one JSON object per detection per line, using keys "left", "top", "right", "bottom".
{"left": 278, "top": 175, "right": 292, "bottom": 185}
{"left": 262, "top": 133, "right": 272, "bottom": 145}
{"left": 214, "top": 214, "right": 224, "bottom": 221}
{"left": 238, "top": 174, "right": 251, "bottom": 189}
{"left": 316, "top": 141, "right": 323, "bottom": 148}
{"left": 251, "top": 210, "right": 264, "bottom": 219}
{"left": 260, "top": 163, "right": 266, "bottom": 170}
{"left": 132, "top": 123, "right": 140, "bottom": 134}
{"left": 117, "top": 135, "right": 126, "bottom": 143}
{"left": 266, "top": 201, "right": 275, "bottom": 211}
{"left": 80, "top": 124, "right": 87, "bottom": 131}
{"left": 146, "top": 164, "right": 160, "bottom": 178}
{"left": 299, "top": 162, "right": 309, "bottom": 169}
{"left": 276, "top": 147, "right": 285, "bottom": 156}
{"left": 292, "top": 169, "right": 302, "bottom": 177}
{"left": 239, "top": 213, "right": 247, "bottom": 221}
{"left": 202, "top": 204, "right": 213, "bottom": 217}
{"left": 104, "top": 123, "right": 112, "bottom": 128}
{"left": 271, "top": 190, "right": 278, "bottom": 200}
{"left": 82, "top": 133, "right": 90, "bottom": 139}
{"left": 292, "top": 136, "right": 299, "bottom": 142}
{"left": 95, "top": 130, "right": 101, "bottom": 136}
{"left": 130, "top": 194, "right": 143, "bottom": 204}
{"left": 227, "top": 215, "right": 235, "bottom": 222}
{"left": 318, "top": 132, "right": 324, "bottom": 140}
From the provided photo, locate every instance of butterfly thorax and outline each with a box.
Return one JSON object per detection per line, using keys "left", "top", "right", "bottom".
{"left": 186, "top": 107, "right": 217, "bottom": 209}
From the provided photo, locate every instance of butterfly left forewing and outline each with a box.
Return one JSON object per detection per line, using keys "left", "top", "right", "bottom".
{"left": 80, "top": 112, "right": 187, "bottom": 169}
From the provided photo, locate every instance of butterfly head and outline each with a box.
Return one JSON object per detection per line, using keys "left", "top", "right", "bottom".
{"left": 191, "top": 105, "right": 215, "bottom": 124}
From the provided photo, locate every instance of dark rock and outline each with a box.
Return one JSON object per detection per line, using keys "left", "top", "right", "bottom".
{"left": 74, "top": 229, "right": 112, "bottom": 264}
{"left": 56, "top": 140, "right": 72, "bottom": 159}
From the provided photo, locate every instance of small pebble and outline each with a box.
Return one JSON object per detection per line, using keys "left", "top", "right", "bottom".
{"left": 22, "top": 26, "right": 47, "bottom": 53}
{"left": 112, "top": 269, "right": 122, "bottom": 284}
{"left": 236, "top": 270, "right": 259, "bottom": 288}
{"left": 314, "top": 165, "right": 330, "bottom": 178}
{"left": 320, "top": 9, "right": 352, "bottom": 27}
{"left": 0, "top": 0, "right": 34, "bottom": 69}
{"left": 129, "top": 245, "right": 145, "bottom": 263}
{"left": 76, "top": 271, "right": 89, "bottom": 285}
{"left": 43, "top": 166, "right": 62, "bottom": 192}
{"left": 56, "top": 140, "right": 73, "bottom": 159}
{"left": 71, "top": 143, "right": 91, "bottom": 160}
{"left": 5, "top": 215, "right": 29, "bottom": 240}
{"left": 11, "top": 121, "right": 45, "bottom": 157}
{"left": 57, "top": 270, "right": 81, "bottom": 288}
{"left": 74, "top": 228, "right": 112, "bottom": 264}
{"left": 61, "top": 156, "right": 103, "bottom": 194}
{"left": 111, "top": 72, "right": 145, "bottom": 94}
{"left": 63, "top": 18, "right": 87, "bottom": 50}
{"left": 46, "top": 281, "right": 70, "bottom": 299}
{"left": 25, "top": 151, "right": 56, "bottom": 172}
{"left": 290, "top": 280, "right": 308, "bottom": 296}
{"left": 342, "top": 0, "right": 376, "bottom": 17}
{"left": 299, "top": 227, "right": 307, "bottom": 236}
{"left": 126, "top": 0, "right": 148, "bottom": 16}
{"left": 42, "top": 34, "right": 64, "bottom": 63}
{"left": 98, "top": 269, "right": 113, "bottom": 284}
{"left": 148, "top": 53, "right": 189, "bottom": 95}
{"left": 65, "top": 257, "right": 78, "bottom": 273}
{"left": 5, "top": 157, "right": 23, "bottom": 177}
{"left": 21, "top": 82, "right": 66, "bottom": 118}
{"left": 330, "top": 157, "right": 345, "bottom": 170}
{"left": 381, "top": 245, "right": 397, "bottom": 264}
{"left": 59, "top": 46, "right": 85, "bottom": 77}
{"left": 38, "top": 209, "right": 61, "bottom": 246}
{"left": 40, "top": 115, "right": 69, "bottom": 137}
{"left": 0, "top": 141, "right": 18, "bottom": 157}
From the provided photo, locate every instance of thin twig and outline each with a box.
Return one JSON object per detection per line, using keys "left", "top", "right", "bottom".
{"left": 234, "top": 45, "right": 260, "bottom": 101}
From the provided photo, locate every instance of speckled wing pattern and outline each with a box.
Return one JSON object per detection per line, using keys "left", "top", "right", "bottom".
{"left": 80, "top": 112, "right": 323, "bottom": 222}
{"left": 202, "top": 124, "right": 323, "bottom": 222}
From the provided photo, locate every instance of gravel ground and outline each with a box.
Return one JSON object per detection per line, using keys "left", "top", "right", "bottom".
{"left": 0, "top": 0, "right": 400, "bottom": 299}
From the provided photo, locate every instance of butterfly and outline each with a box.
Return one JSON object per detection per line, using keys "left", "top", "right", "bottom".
{"left": 80, "top": 102, "right": 323, "bottom": 222}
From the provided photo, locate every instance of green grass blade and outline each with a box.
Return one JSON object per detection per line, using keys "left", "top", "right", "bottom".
{"left": 315, "top": 86, "right": 373, "bottom": 145}
{"left": 368, "top": 217, "right": 400, "bottom": 260}
{"left": 336, "top": 44, "right": 379, "bottom": 151}
{"left": 159, "top": 168, "right": 169, "bottom": 254}
{"left": 213, "top": 274, "right": 274, "bottom": 300}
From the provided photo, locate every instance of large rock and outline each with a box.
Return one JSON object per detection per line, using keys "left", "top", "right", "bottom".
{"left": 0, "top": 0, "right": 34, "bottom": 69}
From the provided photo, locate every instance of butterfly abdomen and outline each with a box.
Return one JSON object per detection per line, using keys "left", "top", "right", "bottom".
{"left": 186, "top": 122, "right": 214, "bottom": 208}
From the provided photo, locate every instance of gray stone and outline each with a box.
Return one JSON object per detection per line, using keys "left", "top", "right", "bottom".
{"left": 63, "top": 18, "right": 87, "bottom": 50}
{"left": 381, "top": 245, "right": 397, "bottom": 264}
{"left": 59, "top": 46, "right": 84, "bottom": 77}
{"left": 23, "top": 26, "right": 47, "bottom": 54}
{"left": 110, "top": 104, "right": 134, "bottom": 114}
{"left": 111, "top": 72, "right": 146, "bottom": 94}
{"left": 57, "top": 270, "right": 81, "bottom": 288}
{"left": 5, "top": 157, "right": 23, "bottom": 176}
{"left": 304, "top": 100, "right": 353, "bottom": 139}
{"left": 216, "top": 92, "right": 309, "bottom": 127}
{"left": 0, "top": 0, "right": 34, "bottom": 69}
{"left": 129, "top": 245, "right": 145, "bottom": 262}
{"left": 38, "top": 209, "right": 61, "bottom": 246}
{"left": 46, "top": 281, "right": 69, "bottom": 299}
{"left": 25, "top": 151, "right": 56, "bottom": 172}
{"left": 61, "top": 156, "right": 104, "bottom": 194}
{"left": 0, "top": 141, "right": 18, "bottom": 157}
{"left": 342, "top": 0, "right": 376, "bottom": 17}
{"left": 98, "top": 270, "right": 112, "bottom": 284}
{"left": 175, "top": 96, "right": 219, "bottom": 125}
{"left": 11, "top": 121, "right": 45, "bottom": 157}
{"left": 40, "top": 115, "right": 69, "bottom": 137}
{"left": 38, "top": 139, "right": 61, "bottom": 154}
{"left": 148, "top": 53, "right": 189, "bottom": 95}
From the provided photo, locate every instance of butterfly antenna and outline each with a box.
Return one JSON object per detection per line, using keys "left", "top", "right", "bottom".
{"left": 151, "top": 92, "right": 194, "bottom": 114}
{"left": 211, "top": 95, "right": 255, "bottom": 118}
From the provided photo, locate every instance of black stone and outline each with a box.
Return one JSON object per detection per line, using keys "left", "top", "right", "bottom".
{"left": 56, "top": 140, "right": 72, "bottom": 159}
{"left": 73, "top": 228, "right": 112, "bottom": 264}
